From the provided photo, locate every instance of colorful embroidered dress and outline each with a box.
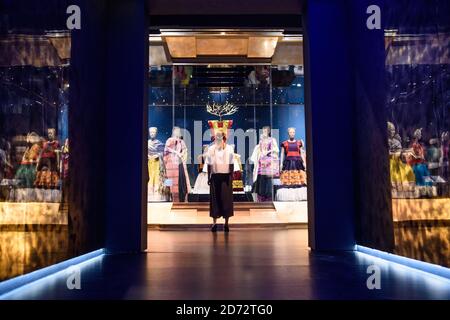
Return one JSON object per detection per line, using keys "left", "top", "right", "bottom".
{"left": 251, "top": 137, "right": 279, "bottom": 201}
{"left": 408, "top": 140, "right": 431, "bottom": 187}
{"left": 15, "top": 143, "right": 41, "bottom": 188}
{"left": 280, "top": 140, "right": 306, "bottom": 186}
{"left": 148, "top": 138, "right": 165, "bottom": 194}
{"left": 257, "top": 137, "right": 279, "bottom": 177}
{"left": 35, "top": 140, "right": 60, "bottom": 189}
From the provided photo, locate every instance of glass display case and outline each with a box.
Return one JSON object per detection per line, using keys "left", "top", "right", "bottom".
{"left": 148, "top": 64, "right": 306, "bottom": 204}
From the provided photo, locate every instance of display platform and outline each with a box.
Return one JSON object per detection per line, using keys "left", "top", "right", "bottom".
{"left": 392, "top": 198, "right": 450, "bottom": 221}
{"left": 188, "top": 192, "right": 253, "bottom": 202}
{"left": 148, "top": 201, "right": 308, "bottom": 228}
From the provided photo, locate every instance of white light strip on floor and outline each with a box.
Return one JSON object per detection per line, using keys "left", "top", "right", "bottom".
{"left": 0, "top": 248, "right": 105, "bottom": 299}
{"left": 356, "top": 245, "right": 450, "bottom": 282}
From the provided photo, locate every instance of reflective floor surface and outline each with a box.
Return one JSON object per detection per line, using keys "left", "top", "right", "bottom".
{"left": 2, "top": 229, "right": 450, "bottom": 300}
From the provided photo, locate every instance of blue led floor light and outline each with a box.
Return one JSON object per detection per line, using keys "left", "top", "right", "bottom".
{"left": 0, "top": 248, "right": 105, "bottom": 299}
{"left": 356, "top": 245, "right": 450, "bottom": 281}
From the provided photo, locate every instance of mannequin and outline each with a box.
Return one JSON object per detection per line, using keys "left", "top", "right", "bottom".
{"left": 408, "top": 128, "right": 425, "bottom": 165}
{"left": 207, "top": 129, "right": 234, "bottom": 232}
{"left": 387, "top": 122, "right": 415, "bottom": 195}
{"left": 193, "top": 145, "right": 210, "bottom": 194}
{"left": 35, "top": 128, "right": 60, "bottom": 189}
{"left": 13, "top": 133, "right": 40, "bottom": 202}
{"left": 280, "top": 128, "right": 306, "bottom": 186}
{"left": 387, "top": 122, "right": 402, "bottom": 153}
{"left": 408, "top": 128, "right": 431, "bottom": 187}
{"left": 426, "top": 138, "right": 441, "bottom": 176}
{"left": 164, "top": 127, "right": 191, "bottom": 202}
{"left": 251, "top": 126, "right": 279, "bottom": 202}
{"left": 148, "top": 127, "right": 166, "bottom": 198}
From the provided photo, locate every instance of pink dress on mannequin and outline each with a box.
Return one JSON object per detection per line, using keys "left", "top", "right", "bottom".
{"left": 164, "top": 137, "right": 191, "bottom": 202}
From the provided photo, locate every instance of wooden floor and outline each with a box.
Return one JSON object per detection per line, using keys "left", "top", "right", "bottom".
{"left": 3, "top": 229, "right": 450, "bottom": 300}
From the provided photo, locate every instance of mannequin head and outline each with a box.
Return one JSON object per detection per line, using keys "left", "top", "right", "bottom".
{"left": 429, "top": 138, "right": 439, "bottom": 146}
{"left": 149, "top": 127, "right": 158, "bottom": 139}
{"left": 413, "top": 128, "right": 422, "bottom": 140}
{"left": 262, "top": 126, "right": 271, "bottom": 138}
{"left": 288, "top": 127, "right": 296, "bottom": 140}
{"left": 442, "top": 131, "right": 449, "bottom": 143}
{"left": 48, "top": 128, "right": 56, "bottom": 141}
{"left": 27, "top": 132, "right": 40, "bottom": 145}
{"left": 172, "top": 127, "right": 181, "bottom": 139}
{"left": 387, "top": 122, "right": 396, "bottom": 139}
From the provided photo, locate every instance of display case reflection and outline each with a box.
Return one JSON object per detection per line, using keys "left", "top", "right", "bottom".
{"left": 385, "top": 18, "right": 450, "bottom": 267}
{"left": 0, "top": 67, "right": 70, "bottom": 226}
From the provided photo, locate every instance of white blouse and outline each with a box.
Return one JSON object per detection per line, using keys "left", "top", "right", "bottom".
{"left": 206, "top": 143, "right": 234, "bottom": 174}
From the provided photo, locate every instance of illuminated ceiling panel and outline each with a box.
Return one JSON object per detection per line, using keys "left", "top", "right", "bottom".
{"left": 163, "top": 31, "right": 283, "bottom": 59}
{"left": 196, "top": 37, "right": 248, "bottom": 56}
{"left": 165, "top": 36, "right": 196, "bottom": 58}
{"left": 247, "top": 36, "right": 279, "bottom": 58}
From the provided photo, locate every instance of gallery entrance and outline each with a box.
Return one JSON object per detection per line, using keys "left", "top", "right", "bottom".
{"left": 147, "top": 30, "right": 308, "bottom": 228}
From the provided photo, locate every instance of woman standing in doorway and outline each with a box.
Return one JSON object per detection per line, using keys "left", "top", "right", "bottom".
{"left": 207, "top": 129, "right": 234, "bottom": 232}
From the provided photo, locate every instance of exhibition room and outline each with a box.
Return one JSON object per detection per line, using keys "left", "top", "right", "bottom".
{"left": 0, "top": 0, "right": 449, "bottom": 302}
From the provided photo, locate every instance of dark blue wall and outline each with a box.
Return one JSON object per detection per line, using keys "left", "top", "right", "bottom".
{"left": 69, "top": 0, "right": 108, "bottom": 253}
{"left": 349, "top": 0, "right": 394, "bottom": 251}
{"left": 303, "top": 0, "right": 393, "bottom": 251}
{"left": 303, "top": 0, "right": 356, "bottom": 251}
{"left": 104, "top": 0, "right": 148, "bottom": 252}
{"left": 71, "top": 0, "right": 149, "bottom": 253}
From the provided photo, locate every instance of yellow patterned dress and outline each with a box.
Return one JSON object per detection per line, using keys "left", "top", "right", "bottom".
{"left": 148, "top": 138, "right": 165, "bottom": 195}
{"left": 389, "top": 138, "right": 415, "bottom": 194}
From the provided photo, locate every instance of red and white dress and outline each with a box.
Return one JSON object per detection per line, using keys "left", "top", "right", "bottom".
{"left": 164, "top": 137, "right": 191, "bottom": 202}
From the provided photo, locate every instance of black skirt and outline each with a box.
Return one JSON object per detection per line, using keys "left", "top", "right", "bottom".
{"left": 282, "top": 157, "right": 305, "bottom": 171}
{"left": 210, "top": 173, "right": 234, "bottom": 218}
{"left": 178, "top": 163, "right": 187, "bottom": 202}
{"left": 253, "top": 175, "right": 273, "bottom": 197}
